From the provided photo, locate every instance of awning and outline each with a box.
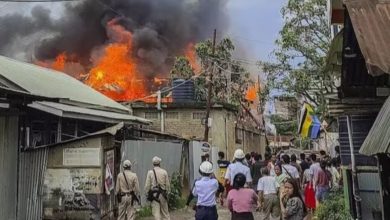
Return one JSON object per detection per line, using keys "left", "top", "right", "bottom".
{"left": 28, "top": 101, "right": 151, "bottom": 125}
{"left": 345, "top": 0, "right": 390, "bottom": 75}
{"left": 360, "top": 96, "right": 390, "bottom": 155}
{"left": 324, "top": 29, "right": 343, "bottom": 76}
{"left": 30, "top": 122, "right": 125, "bottom": 149}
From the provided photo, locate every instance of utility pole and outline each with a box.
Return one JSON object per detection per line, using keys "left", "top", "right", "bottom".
{"left": 203, "top": 29, "right": 217, "bottom": 142}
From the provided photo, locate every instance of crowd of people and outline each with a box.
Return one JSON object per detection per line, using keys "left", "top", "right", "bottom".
{"left": 114, "top": 148, "right": 341, "bottom": 220}
{"left": 189, "top": 148, "right": 342, "bottom": 220}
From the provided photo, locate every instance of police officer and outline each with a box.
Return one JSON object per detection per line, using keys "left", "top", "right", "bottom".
{"left": 192, "top": 161, "right": 219, "bottom": 220}
{"left": 144, "top": 156, "right": 171, "bottom": 220}
{"left": 225, "top": 149, "right": 253, "bottom": 188}
{"left": 115, "top": 160, "right": 140, "bottom": 220}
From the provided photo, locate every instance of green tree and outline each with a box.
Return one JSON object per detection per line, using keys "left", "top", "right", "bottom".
{"left": 270, "top": 114, "right": 297, "bottom": 135}
{"left": 170, "top": 56, "right": 194, "bottom": 80}
{"left": 170, "top": 38, "right": 252, "bottom": 104}
{"left": 195, "top": 38, "right": 252, "bottom": 104}
{"left": 260, "top": 0, "right": 335, "bottom": 117}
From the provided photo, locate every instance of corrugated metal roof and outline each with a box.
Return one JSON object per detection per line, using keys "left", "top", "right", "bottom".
{"left": 29, "top": 101, "right": 150, "bottom": 125}
{"left": 345, "top": 0, "right": 390, "bottom": 75}
{"left": 0, "top": 55, "right": 128, "bottom": 112}
{"left": 360, "top": 95, "right": 390, "bottom": 155}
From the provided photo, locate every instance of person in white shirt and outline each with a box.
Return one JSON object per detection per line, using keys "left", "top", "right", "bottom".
{"left": 257, "top": 167, "right": 280, "bottom": 220}
{"left": 225, "top": 149, "right": 253, "bottom": 187}
{"left": 281, "top": 155, "right": 300, "bottom": 181}
{"left": 309, "top": 154, "right": 321, "bottom": 185}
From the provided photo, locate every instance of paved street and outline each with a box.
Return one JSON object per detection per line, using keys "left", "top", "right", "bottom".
{"left": 140, "top": 205, "right": 280, "bottom": 220}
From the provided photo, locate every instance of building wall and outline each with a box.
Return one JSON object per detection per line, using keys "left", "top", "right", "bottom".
{"left": 273, "top": 98, "right": 298, "bottom": 120}
{"left": 133, "top": 108, "right": 266, "bottom": 160}
{"left": 0, "top": 115, "right": 18, "bottom": 220}
{"left": 43, "top": 137, "right": 105, "bottom": 220}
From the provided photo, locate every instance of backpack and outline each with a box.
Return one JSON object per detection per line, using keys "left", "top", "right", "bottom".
{"left": 147, "top": 169, "right": 166, "bottom": 202}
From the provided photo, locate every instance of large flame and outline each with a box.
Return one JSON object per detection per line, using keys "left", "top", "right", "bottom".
{"left": 185, "top": 43, "right": 201, "bottom": 74}
{"left": 36, "top": 20, "right": 200, "bottom": 103}
{"left": 86, "top": 20, "right": 147, "bottom": 101}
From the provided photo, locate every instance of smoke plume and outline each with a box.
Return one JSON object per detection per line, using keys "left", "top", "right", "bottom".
{"left": 0, "top": 0, "right": 228, "bottom": 77}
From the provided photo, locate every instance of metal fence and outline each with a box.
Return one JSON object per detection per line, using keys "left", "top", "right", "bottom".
{"left": 0, "top": 116, "right": 18, "bottom": 220}
{"left": 18, "top": 148, "right": 48, "bottom": 220}
{"left": 121, "top": 140, "right": 183, "bottom": 204}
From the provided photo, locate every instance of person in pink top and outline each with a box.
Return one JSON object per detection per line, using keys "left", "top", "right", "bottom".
{"left": 227, "top": 173, "right": 258, "bottom": 220}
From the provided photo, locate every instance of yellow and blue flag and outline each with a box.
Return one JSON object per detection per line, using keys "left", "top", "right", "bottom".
{"left": 298, "top": 103, "right": 321, "bottom": 139}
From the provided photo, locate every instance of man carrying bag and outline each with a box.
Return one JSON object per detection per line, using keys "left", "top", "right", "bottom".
{"left": 145, "top": 156, "right": 171, "bottom": 220}
{"left": 115, "top": 160, "right": 140, "bottom": 220}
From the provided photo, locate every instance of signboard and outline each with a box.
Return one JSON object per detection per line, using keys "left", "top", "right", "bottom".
{"left": 63, "top": 148, "right": 100, "bottom": 166}
{"left": 44, "top": 168, "right": 102, "bottom": 194}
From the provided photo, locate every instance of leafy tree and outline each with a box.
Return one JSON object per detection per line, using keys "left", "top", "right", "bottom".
{"left": 260, "top": 0, "right": 335, "bottom": 117}
{"left": 195, "top": 38, "right": 252, "bottom": 104}
{"left": 270, "top": 114, "right": 297, "bottom": 135}
{"left": 170, "top": 38, "right": 252, "bottom": 104}
{"left": 170, "top": 56, "right": 194, "bottom": 80}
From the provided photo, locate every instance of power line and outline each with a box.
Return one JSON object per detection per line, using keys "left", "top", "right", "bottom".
{"left": 129, "top": 70, "right": 207, "bottom": 103}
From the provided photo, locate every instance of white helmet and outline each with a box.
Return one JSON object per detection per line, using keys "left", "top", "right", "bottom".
{"left": 123, "top": 160, "right": 132, "bottom": 168}
{"left": 152, "top": 156, "right": 162, "bottom": 165}
{"left": 199, "top": 161, "right": 213, "bottom": 174}
{"left": 234, "top": 149, "right": 245, "bottom": 159}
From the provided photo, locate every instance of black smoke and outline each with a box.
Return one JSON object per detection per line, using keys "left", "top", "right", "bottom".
{"left": 0, "top": 0, "right": 227, "bottom": 77}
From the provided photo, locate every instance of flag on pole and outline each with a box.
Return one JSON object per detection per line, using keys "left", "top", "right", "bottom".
{"left": 298, "top": 103, "right": 321, "bottom": 139}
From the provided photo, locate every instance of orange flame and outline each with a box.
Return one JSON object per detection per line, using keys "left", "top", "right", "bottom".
{"left": 35, "top": 21, "right": 202, "bottom": 103}
{"left": 85, "top": 20, "right": 147, "bottom": 101}
{"left": 52, "top": 52, "right": 66, "bottom": 71}
{"left": 185, "top": 43, "right": 200, "bottom": 74}
{"left": 245, "top": 83, "right": 259, "bottom": 102}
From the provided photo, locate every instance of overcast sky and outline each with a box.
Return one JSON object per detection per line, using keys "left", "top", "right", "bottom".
{"left": 227, "top": 0, "right": 284, "bottom": 63}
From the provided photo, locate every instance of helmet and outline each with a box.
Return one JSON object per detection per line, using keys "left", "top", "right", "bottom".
{"left": 199, "top": 161, "right": 213, "bottom": 174}
{"left": 234, "top": 149, "right": 245, "bottom": 159}
{"left": 152, "top": 156, "right": 162, "bottom": 165}
{"left": 123, "top": 160, "right": 132, "bottom": 168}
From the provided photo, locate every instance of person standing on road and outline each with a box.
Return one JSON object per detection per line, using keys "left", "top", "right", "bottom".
{"left": 227, "top": 173, "right": 258, "bottom": 220}
{"left": 280, "top": 179, "right": 306, "bottom": 220}
{"left": 257, "top": 168, "right": 280, "bottom": 220}
{"left": 217, "top": 151, "right": 230, "bottom": 205}
{"left": 281, "top": 155, "right": 300, "bottom": 184}
{"left": 314, "top": 161, "right": 332, "bottom": 205}
{"left": 115, "top": 160, "right": 140, "bottom": 220}
{"left": 145, "top": 157, "right": 171, "bottom": 220}
{"left": 225, "top": 149, "right": 253, "bottom": 188}
{"left": 192, "top": 161, "right": 219, "bottom": 220}
{"left": 251, "top": 153, "right": 264, "bottom": 192}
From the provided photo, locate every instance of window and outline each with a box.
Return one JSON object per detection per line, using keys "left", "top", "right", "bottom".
{"left": 165, "top": 112, "right": 179, "bottom": 119}
{"left": 235, "top": 127, "right": 243, "bottom": 144}
{"left": 192, "top": 112, "right": 206, "bottom": 120}
{"left": 144, "top": 112, "right": 159, "bottom": 119}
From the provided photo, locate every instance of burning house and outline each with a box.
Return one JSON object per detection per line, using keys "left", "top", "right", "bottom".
{"left": 0, "top": 0, "right": 228, "bottom": 104}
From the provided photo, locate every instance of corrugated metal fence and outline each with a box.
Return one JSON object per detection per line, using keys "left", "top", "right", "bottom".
{"left": 0, "top": 116, "right": 18, "bottom": 220}
{"left": 122, "top": 140, "right": 183, "bottom": 204}
{"left": 18, "top": 148, "right": 48, "bottom": 220}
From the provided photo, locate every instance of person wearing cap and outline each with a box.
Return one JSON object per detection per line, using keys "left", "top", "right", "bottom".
{"left": 225, "top": 149, "right": 253, "bottom": 188}
{"left": 144, "top": 156, "right": 171, "bottom": 220}
{"left": 115, "top": 160, "right": 140, "bottom": 220}
{"left": 192, "top": 161, "right": 219, "bottom": 220}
